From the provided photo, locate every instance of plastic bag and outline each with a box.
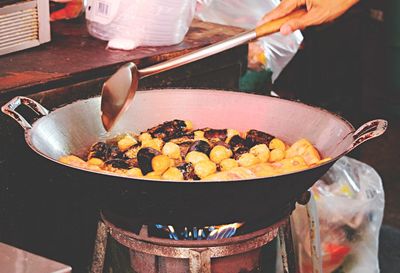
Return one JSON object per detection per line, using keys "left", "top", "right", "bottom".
{"left": 86, "top": 0, "right": 196, "bottom": 50}
{"left": 292, "top": 156, "right": 384, "bottom": 273}
{"left": 195, "top": 0, "right": 303, "bottom": 82}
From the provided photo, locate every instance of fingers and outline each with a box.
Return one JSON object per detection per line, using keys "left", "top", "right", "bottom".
{"left": 279, "top": 9, "right": 326, "bottom": 35}
{"left": 280, "top": 18, "right": 309, "bottom": 35}
{"left": 262, "top": 0, "right": 360, "bottom": 34}
{"left": 261, "top": 0, "right": 305, "bottom": 24}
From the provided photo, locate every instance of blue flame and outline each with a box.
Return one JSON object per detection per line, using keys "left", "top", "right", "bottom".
{"left": 154, "top": 223, "right": 242, "bottom": 240}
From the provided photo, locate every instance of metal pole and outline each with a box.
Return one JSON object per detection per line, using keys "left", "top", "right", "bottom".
{"left": 278, "top": 217, "right": 298, "bottom": 273}
{"left": 306, "top": 193, "right": 323, "bottom": 273}
{"left": 189, "top": 248, "right": 212, "bottom": 273}
{"left": 90, "top": 221, "right": 108, "bottom": 273}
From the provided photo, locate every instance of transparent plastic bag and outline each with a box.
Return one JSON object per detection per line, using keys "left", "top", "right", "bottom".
{"left": 86, "top": 0, "right": 196, "bottom": 50}
{"left": 292, "top": 156, "right": 385, "bottom": 273}
{"left": 195, "top": 0, "right": 303, "bottom": 82}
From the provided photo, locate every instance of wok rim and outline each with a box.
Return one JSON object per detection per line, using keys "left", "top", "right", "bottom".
{"left": 23, "top": 88, "right": 355, "bottom": 184}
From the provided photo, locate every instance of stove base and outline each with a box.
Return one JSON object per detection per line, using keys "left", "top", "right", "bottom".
{"left": 90, "top": 216, "right": 297, "bottom": 273}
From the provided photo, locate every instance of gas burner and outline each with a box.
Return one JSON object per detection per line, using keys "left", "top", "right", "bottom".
{"left": 154, "top": 223, "right": 244, "bottom": 240}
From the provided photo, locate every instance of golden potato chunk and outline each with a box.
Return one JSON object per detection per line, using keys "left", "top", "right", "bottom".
{"left": 250, "top": 144, "right": 270, "bottom": 163}
{"left": 285, "top": 139, "right": 321, "bottom": 165}
{"left": 271, "top": 156, "right": 308, "bottom": 174}
{"left": 118, "top": 135, "right": 138, "bottom": 152}
{"left": 269, "top": 149, "right": 285, "bottom": 162}
{"left": 185, "top": 120, "right": 193, "bottom": 131}
{"left": 210, "top": 145, "right": 233, "bottom": 164}
{"left": 238, "top": 153, "right": 260, "bottom": 167}
{"left": 59, "top": 155, "right": 87, "bottom": 168}
{"left": 162, "top": 142, "right": 181, "bottom": 159}
{"left": 139, "top": 132, "right": 152, "bottom": 142}
{"left": 220, "top": 158, "right": 239, "bottom": 172}
{"left": 162, "top": 167, "right": 184, "bottom": 181}
{"left": 194, "top": 160, "right": 217, "bottom": 179}
{"left": 151, "top": 155, "right": 170, "bottom": 174}
{"left": 126, "top": 167, "right": 143, "bottom": 177}
{"left": 185, "top": 151, "right": 209, "bottom": 165}
{"left": 269, "top": 138, "right": 286, "bottom": 151}
{"left": 141, "top": 138, "right": 164, "bottom": 151}
{"left": 87, "top": 158, "right": 104, "bottom": 167}
{"left": 194, "top": 130, "right": 205, "bottom": 140}
{"left": 145, "top": 171, "right": 162, "bottom": 179}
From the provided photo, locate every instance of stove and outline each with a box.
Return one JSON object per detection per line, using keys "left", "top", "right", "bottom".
{"left": 90, "top": 212, "right": 298, "bottom": 273}
{"left": 87, "top": 190, "right": 325, "bottom": 273}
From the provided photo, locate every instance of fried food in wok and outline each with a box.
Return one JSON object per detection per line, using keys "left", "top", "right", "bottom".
{"left": 59, "top": 120, "right": 330, "bottom": 181}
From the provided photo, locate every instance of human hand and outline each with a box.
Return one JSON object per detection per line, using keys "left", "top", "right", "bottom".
{"left": 261, "top": 0, "right": 359, "bottom": 35}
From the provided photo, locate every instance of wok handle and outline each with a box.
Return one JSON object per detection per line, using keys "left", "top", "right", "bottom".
{"left": 1, "top": 96, "right": 49, "bottom": 130}
{"left": 348, "top": 119, "right": 388, "bottom": 152}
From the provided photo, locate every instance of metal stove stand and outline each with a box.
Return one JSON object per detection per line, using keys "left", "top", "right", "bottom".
{"left": 90, "top": 215, "right": 297, "bottom": 273}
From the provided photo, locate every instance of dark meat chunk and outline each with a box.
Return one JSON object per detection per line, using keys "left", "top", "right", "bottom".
{"left": 126, "top": 158, "right": 139, "bottom": 168}
{"left": 108, "top": 144, "right": 124, "bottom": 159}
{"left": 178, "top": 141, "right": 193, "bottom": 158}
{"left": 146, "top": 119, "right": 188, "bottom": 141}
{"left": 169, "top": 132, "right": 195, "bottom": 144}
{"left": 137, "top": 147, "right": 161, "bottom": 175}
{"left": 188, "top": 140, "right": 211, "bottom": 155}
{"left": 245, "top": 130, "right": 274, "bottom": 147}
{"left": 105, "top": 159, "right": 131, "bottom": 169}
{"left": 213, "top": 140, "right": 230, "bottom": 149}
{"left": 88, "top": 142, "right": 109, "bottom": 161}
{"left": 204, "top": 129, "right": 227, "bottom": 142}
{"left": 229, "top": 135, "right": 247, "bottom": 151}
{"left": 88, "top": 142, "right": 124, "bottom": 161}
{"left": 233, "top": 147, "right": 250, "bottom": 160}
{"left": 176, "top": 162, "right": 199, "bottom": 180}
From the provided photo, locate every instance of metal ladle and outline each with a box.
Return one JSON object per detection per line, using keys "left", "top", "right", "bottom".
{"left": 101, "top": 9, "right": 306, "bottom": 131}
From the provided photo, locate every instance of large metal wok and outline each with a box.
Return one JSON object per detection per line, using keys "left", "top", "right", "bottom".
{"left": 2, "top": 89, "right": 387, "bottom": 227}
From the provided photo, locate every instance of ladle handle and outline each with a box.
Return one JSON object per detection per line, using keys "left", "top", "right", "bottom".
{"left": 138, "top": 30, "right": 256, "bottom": 78}
{"left": 1, "top": 96, "right": 49, "bottom": 130}
{"left": 348, "top": 119, "right": 388, "bottom": 152}
{"left": 139, "top": 9, "right": 306, "bottom": 78}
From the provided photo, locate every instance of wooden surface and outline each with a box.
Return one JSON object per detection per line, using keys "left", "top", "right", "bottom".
{"left": 0, "top": 18, "right": 244, "bottom": 96}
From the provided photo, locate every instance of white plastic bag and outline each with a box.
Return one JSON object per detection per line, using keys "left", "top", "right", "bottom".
{"left": 86, "top": 0, "right": 196, "bottom": 50}
{"left": 195, "top": 0, "right": 303, "bottom": 82}
{"left": 292, "top": 156, "right": 385, "bottom": 273}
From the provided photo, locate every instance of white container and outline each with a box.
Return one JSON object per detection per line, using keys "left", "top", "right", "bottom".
{"left": 86, "top": 0, "right": 196, "bottom": 50}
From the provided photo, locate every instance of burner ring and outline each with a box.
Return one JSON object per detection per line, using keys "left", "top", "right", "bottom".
{"left": 101, "top": 212, "right": 284, "bottom": 257}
